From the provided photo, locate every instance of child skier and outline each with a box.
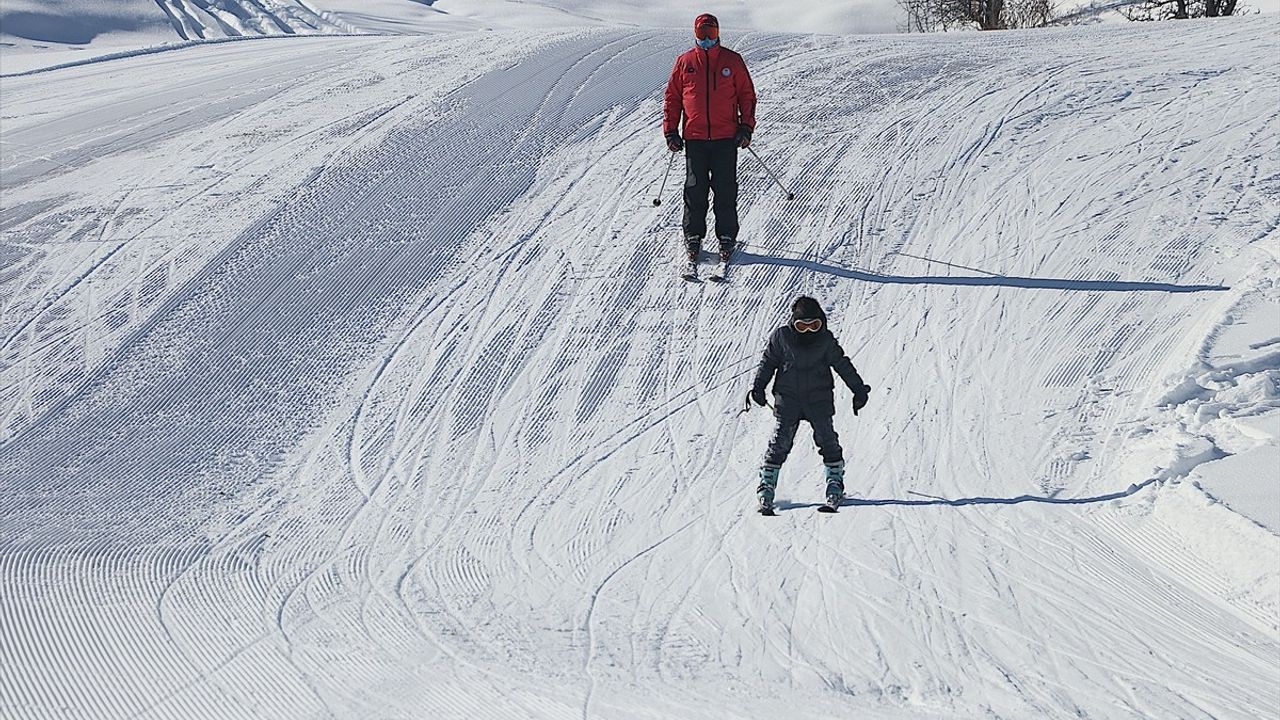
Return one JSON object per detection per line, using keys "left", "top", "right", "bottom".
{"left": 749, "top": 296, "right": 871, "bottom": 514}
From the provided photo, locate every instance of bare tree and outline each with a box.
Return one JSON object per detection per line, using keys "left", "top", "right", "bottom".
{"left": 1120, "top": 0, "right": 1240, "bottom": 19}
{"left": 1202, "top": 0, "right": 1239, "bottom": 14}
{"left": 1121, "top": 0, "right": 1189, "bottom": 19}
{"left": 899, "top": 0, "right": 1057, "bottom": 31}
{"left": 1005, "top": 0, "right": 1057, "bottom": 26}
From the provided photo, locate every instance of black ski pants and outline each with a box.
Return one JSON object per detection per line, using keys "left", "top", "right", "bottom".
{"left": 682, "top": 139, "right": 738, "bottom": 255}
{"left": 763, "top": 405, "right": 843, "bottom": 467}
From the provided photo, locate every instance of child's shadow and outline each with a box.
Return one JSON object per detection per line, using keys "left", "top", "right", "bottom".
{"left": 771, "top": 478, "right": 1156, "bottom": 512}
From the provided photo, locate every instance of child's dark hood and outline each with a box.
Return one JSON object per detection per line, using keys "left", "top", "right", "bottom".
{"left": 790, "top": 296, "right": 827, "bottom": 324}
{"left": 789, "top": 296, "right": 828, "bottom": 345}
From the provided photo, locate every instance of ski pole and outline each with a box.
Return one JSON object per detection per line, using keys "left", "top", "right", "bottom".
{"left": 652, "top": 151, "right": 677, "bottom": 207}
{"left": 746, "top": 146, "right": 795, "bottom": 201}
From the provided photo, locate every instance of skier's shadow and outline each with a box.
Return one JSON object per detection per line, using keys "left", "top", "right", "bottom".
{"left": 774, "top": 477, "right": 1157, "bottom": 511}
{"left": 734, "top": 251, "right": 1228, "bottom": 294}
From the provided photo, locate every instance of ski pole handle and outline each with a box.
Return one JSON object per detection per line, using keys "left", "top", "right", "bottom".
{"left": 746, "top": 146, "right": 795, "bottom": 201}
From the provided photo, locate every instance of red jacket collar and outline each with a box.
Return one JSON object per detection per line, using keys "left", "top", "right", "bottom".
{"left": 695, "top": 44, "right": 722, "bottom": 61}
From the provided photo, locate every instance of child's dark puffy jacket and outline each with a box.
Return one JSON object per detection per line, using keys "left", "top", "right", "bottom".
{"left": 752, "top": 326, "right": 865, "bottom": 415}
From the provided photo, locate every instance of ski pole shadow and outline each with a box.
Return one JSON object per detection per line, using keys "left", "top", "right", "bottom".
{"left": 734, "top": 251, "right": 1228, "bottom": 294}
{"left": 776, "top": 477, "right": 1158, "bottom": 511}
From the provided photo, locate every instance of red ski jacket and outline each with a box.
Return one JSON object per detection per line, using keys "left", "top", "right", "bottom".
{"left": 663, "top": 44, "right": 756, "bottom": 142}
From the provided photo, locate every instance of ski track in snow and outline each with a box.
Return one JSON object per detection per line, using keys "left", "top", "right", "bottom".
{"left": 2, "top": 17, "right": 1279, "bottom": 720}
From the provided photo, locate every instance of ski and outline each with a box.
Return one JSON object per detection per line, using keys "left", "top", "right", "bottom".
{"left": 817, "top": 504, "right": 838, "bottom": 513}
{"left": 759, "top": 506, "right": 777, "bottom": 516}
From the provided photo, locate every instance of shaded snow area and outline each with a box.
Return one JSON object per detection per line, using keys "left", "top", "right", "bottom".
{"left": 2, "top": 16, "right": 1279, "bottom": 720}
{"left": 0, "top": 0, "right": 355, "bottom": 74}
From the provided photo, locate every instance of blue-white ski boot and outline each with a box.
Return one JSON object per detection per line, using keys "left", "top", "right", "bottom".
{"left": 758, "top": 465, "right": 780, "bottom": 516}
{"left": 818, "top": 462, "right": 844, "bottom": 513}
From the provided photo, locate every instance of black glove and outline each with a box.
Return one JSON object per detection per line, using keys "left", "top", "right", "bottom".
{"left": 852, "top": 385, "right": 871, "bottom": 415}
{"left": 734, "top": 123, "right": 752, "bottom": 149}
{"left": 750, "top": 388, "right": 767, "bottom": 407}
{"left": 665, "top": 132, "right": 683, "bottom": 152}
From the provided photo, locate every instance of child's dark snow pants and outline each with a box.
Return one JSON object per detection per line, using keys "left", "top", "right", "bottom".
{"left": 763, "top": 404, "right": 843, "bottom": 467}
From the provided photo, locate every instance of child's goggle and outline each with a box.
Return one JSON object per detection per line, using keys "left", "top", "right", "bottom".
{"left": 695, "top": 24, "right": 719, "bottom": 41}
{"left": 793, "top": 318, "right": 822, "bottom": 333}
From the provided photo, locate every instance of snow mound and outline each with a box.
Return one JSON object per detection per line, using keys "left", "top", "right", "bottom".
{"left": 1144, "top": 262, "right": 1280, "bottom": 532}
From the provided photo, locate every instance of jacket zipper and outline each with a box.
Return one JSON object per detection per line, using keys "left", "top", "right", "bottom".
{"left": 704, "top": 49, "right": 712, "bottom": 139}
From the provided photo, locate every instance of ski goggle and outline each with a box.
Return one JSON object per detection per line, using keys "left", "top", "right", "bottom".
{"left": 793, "top": 318, "right": 822, "bottom": 333}
{"left": 695, "top": 23, "right": 719, "bottom": 41}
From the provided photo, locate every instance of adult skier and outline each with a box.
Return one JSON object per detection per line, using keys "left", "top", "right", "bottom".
{"left": 749, "top": 296, "right": 872, "bottom": 514}
{"left": 663, "top": 13, "right": 757, "bottom": 280}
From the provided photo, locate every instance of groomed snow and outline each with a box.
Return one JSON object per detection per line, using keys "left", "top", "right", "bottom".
{"left": 1, "top": 14, "right": 1278, "bottom": 720}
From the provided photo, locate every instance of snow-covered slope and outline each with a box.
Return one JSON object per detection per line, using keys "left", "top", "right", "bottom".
{"left": 0, "top": 0, "right": 901, "bottom": 75}
{"left": 2, "top": 16, "right": 1278, "bottom": 720}
{"left": 308, "top": 0, "right": 903, "bottom": 34}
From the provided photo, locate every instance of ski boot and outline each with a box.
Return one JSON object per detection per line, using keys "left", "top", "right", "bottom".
{"left": 818, "top": 461, "right": 844, "bottom": 513}
{"left": 710, "top": 236, "right": 734, "bottom": 282}
{"left": 681, "top": 236, "right": 702, "bottom": 280}
{"left": 757, "top": 465, "right": 780, "bottom": 516}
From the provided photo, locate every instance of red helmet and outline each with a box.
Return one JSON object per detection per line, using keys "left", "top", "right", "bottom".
{"left": 694, "top": 13, "right": 719, "bottom": 41}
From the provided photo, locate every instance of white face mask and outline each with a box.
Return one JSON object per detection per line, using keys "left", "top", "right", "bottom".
{"left": 696, "top": 37, "right": 718, "bottom": 50}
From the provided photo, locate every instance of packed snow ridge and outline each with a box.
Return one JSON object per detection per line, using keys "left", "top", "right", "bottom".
{"left": 1, "top": 11, "right": 1278, "bottom": 720}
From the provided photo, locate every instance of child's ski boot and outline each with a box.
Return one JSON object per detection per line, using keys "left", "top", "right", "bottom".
{"left": 758, "top": 465, "right": 780, "bottom": 516}
{"left": 818, "top": 461, "right": 844, "bottom": 513}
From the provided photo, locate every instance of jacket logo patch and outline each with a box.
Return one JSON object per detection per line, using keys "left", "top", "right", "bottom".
{"left": 721, "top": 67, "right": 732, "bottom": 77}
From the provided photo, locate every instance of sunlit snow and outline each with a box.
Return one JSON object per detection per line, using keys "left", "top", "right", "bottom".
{"left": 1, "top": 7, "right": 1277, "bottom": 720}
